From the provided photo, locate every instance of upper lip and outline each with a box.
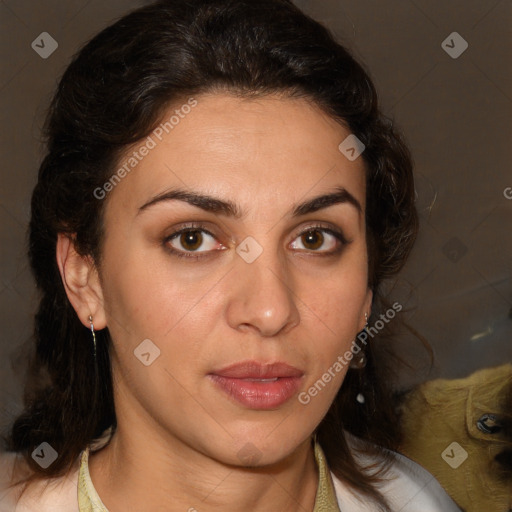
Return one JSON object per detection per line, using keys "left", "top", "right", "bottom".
{"left": 211, "top": 361, "right": 304, "bottom": 379}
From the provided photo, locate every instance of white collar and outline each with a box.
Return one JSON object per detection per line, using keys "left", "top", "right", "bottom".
{"left": 332, "top": 434, "right": 462, "bottom": 511}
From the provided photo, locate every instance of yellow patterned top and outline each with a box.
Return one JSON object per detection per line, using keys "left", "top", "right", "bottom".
{"left": 77, "top": 439, "right": 340, "bottom": 511}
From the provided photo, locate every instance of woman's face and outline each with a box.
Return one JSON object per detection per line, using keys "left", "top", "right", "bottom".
{"left": 94, "top": 93, "right": 371, "bottom": 466}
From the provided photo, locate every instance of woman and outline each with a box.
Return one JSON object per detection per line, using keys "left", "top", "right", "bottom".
{"left": 0, "top": 0, "right": 460, "bottom": 510}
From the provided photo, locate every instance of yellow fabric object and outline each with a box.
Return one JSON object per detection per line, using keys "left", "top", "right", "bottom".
{"left": 313, "top": 438, "right": 342, "bottom": 511}
{"left": 399, "top": 363, "right": 512, "bottom": 512}
{"left": 77, "top": 438, "right": 340, "bottom": 511}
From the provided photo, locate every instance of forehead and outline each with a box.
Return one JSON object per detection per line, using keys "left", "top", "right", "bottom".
{"left": 103, "top": 93, "right": 367, "bottom": 217}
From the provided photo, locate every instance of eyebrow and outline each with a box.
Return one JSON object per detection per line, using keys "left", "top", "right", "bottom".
{"left": 137, "top": 186, "right": 362, "bottom": 218}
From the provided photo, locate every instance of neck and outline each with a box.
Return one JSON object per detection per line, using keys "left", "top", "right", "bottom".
{"left": 88, "top": 417, "right": 318, "bottom": 512}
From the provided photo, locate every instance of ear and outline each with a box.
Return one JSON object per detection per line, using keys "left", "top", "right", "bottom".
{"left": 56, "top": 233, "right": 107, "bottom": 330}
{"left": 360, "top": 287, "right": 373, "bottom": 331}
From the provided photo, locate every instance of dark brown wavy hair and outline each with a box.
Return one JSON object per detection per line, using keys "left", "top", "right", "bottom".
{"left": 3, "top": 0, "right": 419, "bottom": 510}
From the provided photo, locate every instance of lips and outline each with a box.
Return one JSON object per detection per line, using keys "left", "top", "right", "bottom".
{"left": 209, "top": 361, "right": 304, "bottom": 410}
{"left": 212, "top": 361, "right": 304, "bottom": 379}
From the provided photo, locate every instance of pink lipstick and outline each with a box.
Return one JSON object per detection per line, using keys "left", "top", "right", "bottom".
{"left": 209, "top": 361, "right": 304, "bottom": 410}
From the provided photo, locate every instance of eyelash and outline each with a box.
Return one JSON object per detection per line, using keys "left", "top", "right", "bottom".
{"left": 163, "top": 222, "right": 348, "bottom": 260}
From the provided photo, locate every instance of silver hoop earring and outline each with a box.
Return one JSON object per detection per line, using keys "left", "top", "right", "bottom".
{"left": 350, "top": 313, "right": 369, "bottom": 370}
{"left": 350, "top": 352, "right": 367, "bottom": 370}
{"left": 88, "top": 315, "right": 97, "bottom": 359}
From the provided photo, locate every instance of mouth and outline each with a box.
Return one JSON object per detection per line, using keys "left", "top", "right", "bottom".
{"left": 208, "top": 361, "right": 304, "bottom": 410}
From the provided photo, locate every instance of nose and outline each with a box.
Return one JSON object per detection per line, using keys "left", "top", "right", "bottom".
{"left": 225, "top": 248, "right": 300, "bottom": 337}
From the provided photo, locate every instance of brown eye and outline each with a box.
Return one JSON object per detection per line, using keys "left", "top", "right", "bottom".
{"left": 289, "top": 227, "right": 344, "bottom": 253}
{"left": 167, "top": 228, "right": 220, "bottom": 254}
{"left": 301, "top": 230, "right": 324, "bottom": 250}
{"left": 180, "top": 230, "right": 203, "bottom": 251}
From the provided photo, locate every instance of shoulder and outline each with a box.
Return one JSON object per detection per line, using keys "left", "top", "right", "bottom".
{"left": 330, "top": 434, "right": 462, "bottom": 512}
{"left": 0, "top": 450, "right": 79, "bottom": 512}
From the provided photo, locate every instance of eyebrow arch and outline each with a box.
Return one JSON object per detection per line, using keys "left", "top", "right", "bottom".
{"left": 137, "top": 186, "right": 362, "bottom": 218}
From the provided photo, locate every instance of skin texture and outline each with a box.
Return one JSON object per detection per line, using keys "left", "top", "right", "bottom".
{"left": 56, "top": 93, "right": 372, "bottom": 511}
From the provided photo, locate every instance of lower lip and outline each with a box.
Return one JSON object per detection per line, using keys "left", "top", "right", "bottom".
{"left": 209, "top": 375, "right": 303, "bottom": 410}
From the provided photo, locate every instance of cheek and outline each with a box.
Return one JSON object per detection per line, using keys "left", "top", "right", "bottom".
{"left": 297, "top": 258, "right": 368, "bottom": 380}
{"left": 302, "top": 261, "right": 368, "bottom": 331}
{"left": 100, "top": 239, "right": 212, "bottom": 336}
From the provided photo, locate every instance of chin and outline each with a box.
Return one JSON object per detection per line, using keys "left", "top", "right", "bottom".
{"left": 220, "top": 427, "right": 312, "bottom": 468}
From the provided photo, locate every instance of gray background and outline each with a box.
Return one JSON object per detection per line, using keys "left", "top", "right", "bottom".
{"left": 1, "top": 0, "right": 511, "bottom": 438}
